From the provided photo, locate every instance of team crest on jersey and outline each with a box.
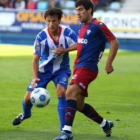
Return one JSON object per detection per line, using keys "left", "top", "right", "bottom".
{"left": 87, "top": 29, "right": 91, "bottom": 35}
{"left": 99, "top": 22, "right": 103, "bottom": 26}
{"left": 62, "top": 77, "right": 67, "bottom": 82}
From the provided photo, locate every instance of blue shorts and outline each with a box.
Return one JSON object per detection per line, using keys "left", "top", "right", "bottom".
{"left": 27, "top": 70, "right": 71, "bottom": 91}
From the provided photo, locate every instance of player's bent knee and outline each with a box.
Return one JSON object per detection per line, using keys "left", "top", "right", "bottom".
{"left": 24, "top": 98, "right": 31, "bottom": 104}
{"left": 24, "top": 92, "right": 32, "bottom": 104}
{"left": 57, "top": 88, "right": 66, "bottom": 97}
{"left": 66, "top": 89, "right": 77, "bottom": 100}
{"left": 66, "top": 84, "right": 82, "bottom": 99}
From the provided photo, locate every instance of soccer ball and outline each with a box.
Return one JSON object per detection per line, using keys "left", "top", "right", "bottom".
{"left": 30, "top": 88, "right": 50, "bottom": 108}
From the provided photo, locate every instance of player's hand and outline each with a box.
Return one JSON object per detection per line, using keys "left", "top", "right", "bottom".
{"left": 105, "top": 64, "right": 114, "bottom": 74}
{"left": 31, "top": 78, "right": 40, "bottom": 88}
{"left": 55, "top": 44, "right": 66, "bottom": 54}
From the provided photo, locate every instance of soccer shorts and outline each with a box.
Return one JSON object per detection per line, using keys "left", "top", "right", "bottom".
{"left": 27, "top": 70, "right": 71, "bottom": 91}
{"left": 69, "top": 67, "right": 98, "bottom": 97}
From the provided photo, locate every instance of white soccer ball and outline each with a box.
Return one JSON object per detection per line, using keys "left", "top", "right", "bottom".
{"left": 30, "top": 88, "right": 50, "bottom": 108}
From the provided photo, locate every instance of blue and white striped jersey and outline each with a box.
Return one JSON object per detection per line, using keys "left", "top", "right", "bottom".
{"left": 33, "top": 25, "right": 77, "bottom": 74}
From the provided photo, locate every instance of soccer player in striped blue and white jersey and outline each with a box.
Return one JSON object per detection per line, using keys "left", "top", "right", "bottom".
{"left": 12, "top": 8, "right": 78, "bottom": 131}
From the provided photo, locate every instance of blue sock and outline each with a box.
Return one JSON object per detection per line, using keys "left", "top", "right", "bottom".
{"left": 22, "top": 100, "right": 33, "bottom": 118}
{"left": 57, "top": 96, "right": 66, "bottom": 130}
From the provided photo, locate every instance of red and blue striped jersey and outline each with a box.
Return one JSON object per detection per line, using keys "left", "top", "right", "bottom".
{"left": 74, "top": 18, "right": 116, "bottom": 71}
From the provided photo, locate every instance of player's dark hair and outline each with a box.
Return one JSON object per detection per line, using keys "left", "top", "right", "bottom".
{"left": 44, "top": 8, "right": 63, "bottom": 20}
{"left": 75, "top": 0, "right": 94, "bottom": 15}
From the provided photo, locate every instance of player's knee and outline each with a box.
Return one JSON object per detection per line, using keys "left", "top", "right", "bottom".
{"left": 24, "top": 97, "right": 31, "bottom": 104}
{"left": 24, "top": 92, "right": 31, "bottom": 104}
{"left": 66, "top": 88, "right": 76, "bottom": 100}
{"left": 66, "top": 84, "right": 82, "bottom": 100}
{"left": 57, "top": 88, "right": 66, "bottom": 97}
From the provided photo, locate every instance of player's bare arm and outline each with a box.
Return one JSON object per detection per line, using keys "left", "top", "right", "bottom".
{"left": 31, "top": 54, "right": 40, "bottom": 88}
{"left": 55, "top": 43, "right": 77, "bottom": 54}
{"left": 105, "top": 39, "right": 119, "bottom": 74}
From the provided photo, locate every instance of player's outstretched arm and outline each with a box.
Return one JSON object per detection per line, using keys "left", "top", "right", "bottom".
{"left": 105, "top": 39, "right": 119, "bottom": 74}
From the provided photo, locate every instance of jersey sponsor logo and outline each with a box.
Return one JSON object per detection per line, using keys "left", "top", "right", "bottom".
{"left": 53, "top": 53, "right": 63, "bottom": 58}
{"left": 79, "top": 82, "right": 86, "bottom": 89}
{"left": 53, "top": 54, "right": 60, "bottom": 58}
{"left": 78, "top": 38, "right": 88, "bottom": 44}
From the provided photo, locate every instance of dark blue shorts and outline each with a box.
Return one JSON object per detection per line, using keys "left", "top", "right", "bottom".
{"left": 27, "top": 71, "right": 71, "bottom": 91}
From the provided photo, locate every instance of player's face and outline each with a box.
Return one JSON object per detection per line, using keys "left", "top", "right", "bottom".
{"left": 76, "top": 5, "right": 92, "bottom": 24}
{"left": 45, "top": 15, "right": 60, "bottom": 33}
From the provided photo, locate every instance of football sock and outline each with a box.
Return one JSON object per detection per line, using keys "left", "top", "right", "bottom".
{"left": 57, "top": 96, "right": 66, "bottom": 130}
{"left": 80, "top": 103, "right": 103, "bottom": 124}
{"left": 63, "top": 100, "right": 77, "bottom": 132}
{"left": 22, "top": 100, "right": 32, "bottom": 118}
{"left": 100, "top": 119, "right": 107, "bottom": 127}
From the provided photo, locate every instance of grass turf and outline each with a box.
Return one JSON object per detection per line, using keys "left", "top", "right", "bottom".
{"left": 0, "top": 44, "right": 140, "bottom": 140}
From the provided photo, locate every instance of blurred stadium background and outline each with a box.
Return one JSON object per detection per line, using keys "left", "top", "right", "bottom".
{"left": 0, "top": 0, "right": 140, "bottom": 50}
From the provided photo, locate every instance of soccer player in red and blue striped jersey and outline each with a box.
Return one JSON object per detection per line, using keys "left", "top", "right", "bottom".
{"left": 54, "top": 0, "right": 119, "bottom": 140}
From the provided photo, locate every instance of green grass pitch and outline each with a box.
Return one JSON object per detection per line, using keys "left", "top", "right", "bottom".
{"left": 0, "top": 44, "right": 140, "bottom": 140}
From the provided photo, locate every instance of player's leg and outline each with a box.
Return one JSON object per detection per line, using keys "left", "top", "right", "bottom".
{"left": 76, "top": 68, "right": 114, "bottom": 137}
{"left": 78, "top": 94, "right": 104, "bottom": 123}
{"left": 62, "top": 67, "right": 98, "bottom": 132}
{"left": 12, "top": 72, "right": 49, "bottom": 126}
{"left": 79, "top": 98, "right": 114, "bottom": 137}
{"left": 53, "top": 72, "right": 70, "bottom": 130}
{"left": 12, "top": 91, "right": 32, "bottom": 126}
{"left": 54, "top": 68, "right": 85, "bottom": 140}
{"left": 53, "top": 84, "right": 81, "bottom": 140}
{"left": 56, "top": 84, "right": 66, "bottom": 130}
{"left": 22, "top": 91, "right": 33, "bottom": 117}
{"left": 63, "top": 84, "right": 82, "bottom": 131}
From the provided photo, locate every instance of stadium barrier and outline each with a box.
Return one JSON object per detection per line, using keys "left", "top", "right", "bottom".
{"left": 0, "top": 9, "right": 140, "bottom": 50}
